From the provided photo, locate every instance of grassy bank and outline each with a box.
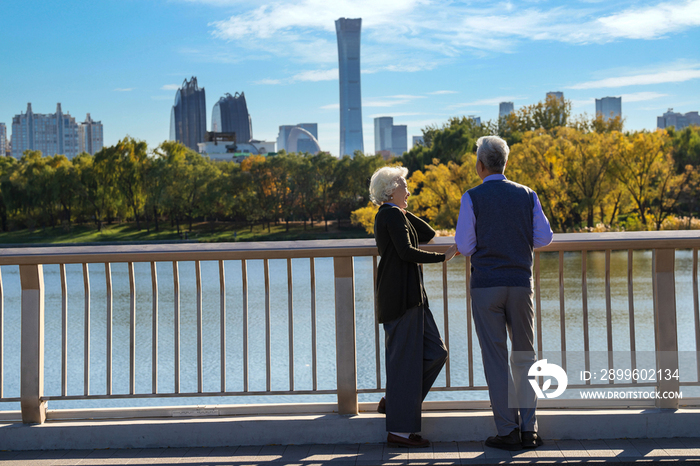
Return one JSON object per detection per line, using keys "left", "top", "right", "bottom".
{"left": 0, "top": 220, "right": 373, "bottom": 245}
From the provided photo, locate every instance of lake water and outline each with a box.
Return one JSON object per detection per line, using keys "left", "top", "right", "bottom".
{"left": 0, "top": 250, "right": 698, "bottom": 411}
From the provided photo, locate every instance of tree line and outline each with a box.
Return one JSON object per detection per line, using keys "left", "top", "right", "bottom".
{"left": 0, "top": 140, "right": 385, "bottom": 234}
{"left": 1, "top": 96, "right": 699, "bottom": 237}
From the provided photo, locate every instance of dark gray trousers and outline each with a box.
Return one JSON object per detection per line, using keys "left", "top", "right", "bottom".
{"left": 383, "top": 304, "right": 448, "bottom": 433}
{"left": 471, "top": 286, "right": 538, "bottom": 436}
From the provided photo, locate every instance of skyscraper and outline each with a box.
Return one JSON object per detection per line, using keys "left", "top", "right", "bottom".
{"left": 595, "top": 97, "right": 622, "bottom": 122}
{"left": 11, "top": 103, "right": 80, "bottom": 158}
{"left": 336, "top": 18, "right": 364, "bottom": 157}
{"left": 277, "top": 123, "right": 320, "bottom": 154}
{"left": 391, "top": 125, "right": 407, "bottom": 156}
{"left": 412, "top": 136, "right": 424, "bottom": 148}
{"left": 211, "top": 92, "right": 252, "bottom": 142}
{"left": 374, "top": 117, "right": 393, "bottom": 152}
{"left": 0, "top": 123, "right": 6, "bottom": 157}
{"left": 657, "top": 109, "right": 700, "bottom": 130}
{"left": 78, "top": 113, "right": 104, "bottom": 155}
{"left": 170, "top": 77, "right": 207, "bottom": 151}
{"left": 373, "top": 117, "right": 407, "bottom": 156}
{"left": 499, "top": 102, "right": 514, "bottom": 118}
{"left": 546, "top": 91, "right": 564, "bottom": 102}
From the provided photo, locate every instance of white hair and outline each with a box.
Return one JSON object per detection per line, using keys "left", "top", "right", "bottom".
{"left": 476, "top": 136, "right": 509, "bottom": 173}
{"left": 369, "top": 166, "right": 409, "bottom": 206}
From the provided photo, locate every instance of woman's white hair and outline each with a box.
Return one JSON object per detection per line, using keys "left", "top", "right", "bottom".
{"left": 369, "top": 166, "right": 409, "bottom": 206}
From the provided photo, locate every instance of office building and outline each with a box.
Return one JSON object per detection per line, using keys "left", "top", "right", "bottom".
{"left": 657, "top": 109, "right": 700, "bottom": 130}
{"left": 170, "top": 77, "right": 207, "bottom": 152}
{"left": 412, "top": 136, "right": 424, "bottom": 148}
{"left": 374, "top": 117, "right": 393, "bottom": 152}
{"left": 277, "top": 123, "right": 320, "bottom": 154}
{"left": 373, "top": 117, "right": 407, "bottom": 156}
{"left": 499, "top": 102, "right": 514, "bottom": 118}
{"left": 547, "top": 91, "right": 564, "bottom": 102}
{"left": 391, "top": 125, "right": 407, "bottom": 156}
{"left": 595, "top": 97, "right": 622, "bottom": 122}
{"left": 468, "top": 115, "right": 481, "bottom": 126}
{"left": 211, "top": 92, "right": 252, "bottom": 142}
{"left": 197, "top": 132, "right": 275, "bottom": 161}
{"left": 336, "top": 17, "right": 364, "bottom": 157}
{"left": 11, "top": 103, "right": 80, "bottom": 159}
{"left": 78, "top": 113, "right": 104, "bottom": 155}
{"left": 0, "top": 123, "right": 6, "bottom": 157}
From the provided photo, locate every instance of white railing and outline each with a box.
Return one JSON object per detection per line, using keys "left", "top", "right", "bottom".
{"left": 0, "top": 231, "right": 698, "bottom": 424}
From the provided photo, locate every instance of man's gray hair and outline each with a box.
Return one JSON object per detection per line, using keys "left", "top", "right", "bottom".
{"left": 476, "top": 136, "right": 509, "bottom": 173}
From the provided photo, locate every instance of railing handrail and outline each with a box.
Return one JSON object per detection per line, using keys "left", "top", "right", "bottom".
{"left": 1, "top": 231, "right": 699, "bottom": 265}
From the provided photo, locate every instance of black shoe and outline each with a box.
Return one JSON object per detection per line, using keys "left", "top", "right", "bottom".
{"left": 387, "top": 433, "right": 430, "bottom": 448}
{"left": 521, "top": 431, "right": 543, "bottom": 449}
{"left": 484, "top": 428, "right": 522, "bottom": 451}
{"left": 377, "top": 397, "right": 386, "bottom": 414}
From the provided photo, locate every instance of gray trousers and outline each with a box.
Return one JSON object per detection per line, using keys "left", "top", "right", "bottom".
{"left": 471, "top": 286, "right": 538, "bottom": 436}
{"left": 383, "top": 304, "right": 448, "bottom": 433}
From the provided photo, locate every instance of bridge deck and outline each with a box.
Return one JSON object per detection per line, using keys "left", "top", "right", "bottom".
{"left": 2, "top": 438, "right": 700, "bottom": 465}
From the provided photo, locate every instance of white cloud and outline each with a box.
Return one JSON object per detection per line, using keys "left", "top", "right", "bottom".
{"left": 292, "top": 69, "right": 338, "bottom": 82}
{"left": 448, "top": 96, "right": 522, "bottom": 108}
{"left": 369, "top": 112, "right": 425, "bottom": 118}
{"left": 428, "top": 90, "right": 459, "bottom": 95}
{"left": 620, "top": 91, "right": 668, "bottom": 102}
{"left": 206, "top": 0, "right": 700, "bottom": 65}
{"left": 320, "top": 103, "right": 339, "bottom": 110}
{"left": 568, "top": 68, "right": 700, "bottom": 89}
{"left": 363, "top": 99, "right": 410, "bottom": 108}
{"left": 161, "top": 84, "right": 181, "bottom": 91}
{"left": 114, "top": 88, "right": 134, "bottom": 92}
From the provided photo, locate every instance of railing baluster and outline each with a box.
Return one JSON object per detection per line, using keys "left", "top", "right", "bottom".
{"left": 129, "top": 262, "right": 136, "bottom": 395}
{"left": 628, "top": 250, "right": 637, "bottom": 382}
{"left": 373, "top": 255, "right": 380, "bottom": 390}
{"left": 219, "top": 260, "right": 226, "bottom": 393}
{"left": 195, "top": 261, "right": 203, "bottom": 393}
{"left": 558, "top": 251, "right": 566, "bottom": 370}
{"left": 605, "top": 249, "right": 613, "bottom": 382}
{"left": 20, "top": 265, "right": 46, "bottom": 424}
{"left": 242, "top": 260, "right": 249, "bottom": 392}
{"left": 59, "top": 264, "right": 67, "bottom": 397}
{"left": 535, "top": 252, "right": 542, "bottom": 358}
{"left": 442, "top": 261, "right": 450, "bottom": 387}
{"left": 652, "top": 248, "right": 680, "bottom": 409}
{"left": 334, "top": 256, "right": 358, "bottom": 415}
{"left": 173, "top": 261, "right": 180, "bottom": 394}
{"left": 264, "top": 259, "right": 271, "bottom": 392}
{"left": 83, "top": 263, "right": 90, "bottom": 396}
{"left": 287, "top": 258, "right": 294, "bottom": 392}
{"left": 151, "top": 262, "right": 158, "bottom": 394}
{"left": 581, "top": 252, "right": 590, "bottom": 384}
{"left": 466, "top": 256, "right": 473, "bottom": 387}
{"left": 105, "top": 263, "right": 112, "bottom": 395}
{"left": 310, "top": 258, "right": 318, "bottom": 392}
{"left": 693, "top": 248, "right": 699, "bottom": 382}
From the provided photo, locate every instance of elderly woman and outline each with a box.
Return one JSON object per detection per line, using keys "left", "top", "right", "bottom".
{"left": 370, "top": 165, "right": 458, "bottom": 448}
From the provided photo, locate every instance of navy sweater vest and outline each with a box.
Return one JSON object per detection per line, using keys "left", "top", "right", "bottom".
{"left": 468, "top": 179, "right": 534, "bottom": 289}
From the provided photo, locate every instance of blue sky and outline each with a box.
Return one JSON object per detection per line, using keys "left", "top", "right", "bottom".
{"left": 2, "top": 0, "right": 700, "bottom": 157}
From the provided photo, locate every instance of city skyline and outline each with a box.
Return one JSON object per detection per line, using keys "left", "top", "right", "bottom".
{"left": 1, "top": 1, "right": 700, "bottom": 157}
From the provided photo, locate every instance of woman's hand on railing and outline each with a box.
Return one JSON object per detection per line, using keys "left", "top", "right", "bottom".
{"left": 444, "top": 244, "right": 458, "bottom": 261}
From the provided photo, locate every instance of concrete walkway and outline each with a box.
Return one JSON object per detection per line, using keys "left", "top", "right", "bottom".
{"left": 2, "top": 438, "right": 700, "bottom": 465}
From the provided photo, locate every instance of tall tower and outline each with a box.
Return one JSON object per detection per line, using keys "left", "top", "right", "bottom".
{"left": 170, "top": 77, "right": 207, "bottom": 151}
{"left": 336, "top": 18, "right": 364, "bottom": 157}
{"left": 78, "top": 113, "right": 104, "bottom": 155}
{"left": 212, "top": 92, "right": 252, "bottom": 142}
{"left": 595, "top": 97, "right": 622, "bottom": 122}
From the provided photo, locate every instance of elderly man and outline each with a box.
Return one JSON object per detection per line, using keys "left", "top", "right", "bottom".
{"left": 455, "top": 136, "right": 553, "bottom": 451}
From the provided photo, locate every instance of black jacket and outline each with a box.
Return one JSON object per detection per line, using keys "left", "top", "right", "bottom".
{"left": 374, "top": 204, "right": 445, "bottom": 323}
